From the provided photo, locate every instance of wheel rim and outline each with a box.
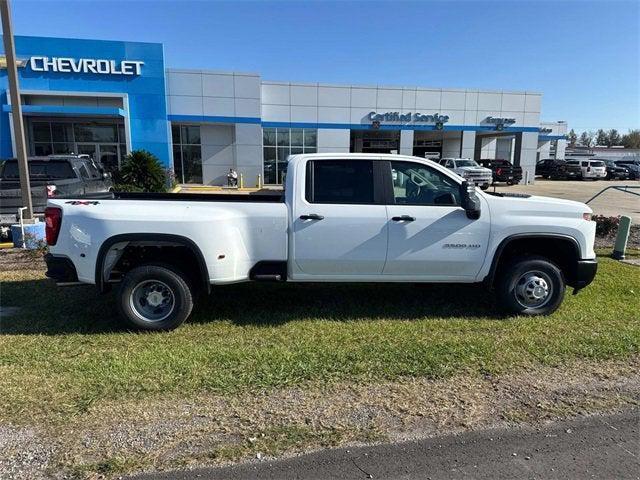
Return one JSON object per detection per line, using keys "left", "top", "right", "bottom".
{"left": 129, "top": 279, "right": 176, "bottom": 322}
{"left": 514, "top": 270, "right": 553, "bottom": 309}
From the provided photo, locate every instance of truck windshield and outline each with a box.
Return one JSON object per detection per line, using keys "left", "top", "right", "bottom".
{"left": 456, "top": 160, "right": 477, "bottom": 167}
{"left": 1, "top": 161, "right": 76, "bottom": 179}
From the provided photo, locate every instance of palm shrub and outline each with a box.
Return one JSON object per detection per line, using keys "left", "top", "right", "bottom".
{"left": 114, "top": 150, "right": 167, "bottom": 192}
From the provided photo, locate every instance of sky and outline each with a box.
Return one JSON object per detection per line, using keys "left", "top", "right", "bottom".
{"left": 5, "top": 0, "right": 639, "bottom": 133}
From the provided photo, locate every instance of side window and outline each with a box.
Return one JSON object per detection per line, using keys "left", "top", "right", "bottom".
{"left": 390, "top": 161, "right": 460, "bottom": 206}
{"left": 84, "top": 160, "right": 101, "bottom": 179}
{"left": 581, "top": 161, "right": 589, "bottom": 167}
{"left": 78, "top": 164, "right": 91, "bottom": 180}
{"left": 306, "top": 160, "right": 375, "bottom": 204}
{"left": 445, "top": 160, "right": 454, "bottom": 168}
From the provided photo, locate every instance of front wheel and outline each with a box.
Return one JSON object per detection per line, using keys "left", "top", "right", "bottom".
{"left": 496, "top": 257, "right": 565, "bottom": 316}
{"left": 117, "top": 264, "right": 194, "bottom": 331}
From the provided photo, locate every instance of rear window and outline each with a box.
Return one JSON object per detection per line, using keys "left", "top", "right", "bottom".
{"left": 591, "top": 161, "right": 605, "bottom": 167}
{"left": 1, "top": 161, "right": 76, "bottom": 179}
{"left": 306, "top": 160, "right": 374, "bottom": 204}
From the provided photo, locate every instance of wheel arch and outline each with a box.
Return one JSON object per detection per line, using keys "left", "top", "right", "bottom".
{"left": 95, "top": 233, "right": 210, "bottom": 294}
{"left": 486, "top": 233, "right": 582, "bottom": 288}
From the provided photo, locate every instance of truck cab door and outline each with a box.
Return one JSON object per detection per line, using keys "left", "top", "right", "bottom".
{"left": 383, "top": 160, "right": 490, "bottom": 280}
{"left": 290, "top": 159, "right": 388, "bottom": 278}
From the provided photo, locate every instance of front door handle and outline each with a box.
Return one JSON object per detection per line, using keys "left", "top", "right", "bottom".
{"left": 392, "top": 215, "right": 416, "bottom": 222}
{"left": 300, "top": 214, "right": 325, "bottom": 221}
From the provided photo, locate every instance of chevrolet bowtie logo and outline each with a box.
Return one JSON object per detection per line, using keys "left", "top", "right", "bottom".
{"left": 0, "top": 55, "right": 28, "bottom": 69}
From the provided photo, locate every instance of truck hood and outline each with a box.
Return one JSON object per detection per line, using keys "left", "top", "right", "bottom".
{"left": 485, "top": 192, "right": 592, "bottom": 216}
{"left": 457, "top": 166, "right": 491, "bottom": 173}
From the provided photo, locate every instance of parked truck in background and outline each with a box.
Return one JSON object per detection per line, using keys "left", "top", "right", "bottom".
{"left": 439, "top": 158, "right": 493, "bottom": 190}
{"left": 0, "top": 155, "right": 112, "bottom": 238}
{"left": 44, "top": 153, "right": 597, "bottom": 331}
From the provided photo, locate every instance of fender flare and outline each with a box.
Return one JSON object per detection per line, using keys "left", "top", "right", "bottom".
{"left": 484, "top": 233, "right": 581, "bottom": 286}
{"left": 95, "top": 233, "right": 210, "bottom": 293}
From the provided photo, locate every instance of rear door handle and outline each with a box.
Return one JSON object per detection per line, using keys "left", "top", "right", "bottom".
{"left": 300, "top": 214, "right": 324, "bottom": 221}
{"left": 392, "top": 215, "right": 416, "bottom": 222}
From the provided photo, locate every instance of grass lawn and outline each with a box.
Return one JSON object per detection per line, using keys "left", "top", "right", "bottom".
{"left": 1, "top": 250, "right": 639, "bottom": 426}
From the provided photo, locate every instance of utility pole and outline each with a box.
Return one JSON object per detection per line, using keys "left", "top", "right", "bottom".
{"left": 1, "top": 0, "right": 32, "bottom": 219}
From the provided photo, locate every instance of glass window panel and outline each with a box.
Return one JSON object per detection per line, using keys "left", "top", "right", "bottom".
{"left": 32, "top": 122, "right": 51, "bottom": 142}
{"left": 308, "top": 160, "right": 374, "bottom": 204}
{"left": 52, "top": 143, "right": 74, "bottom": 154}
{"left": 99, "top": 145, "right": 120, "bottom": 172}
{"left": 74, "top": 123, "right": 117, "bottom": 142}
{"left": 51, "top": 123, "right": 73, "bottom": 143}
{"left": 304, "top": 129, "right": 317, "bottom": 147}
{"left": 171, "top": 125, "right": 181, "bottom": 144}
{"left": 290, "top": 129, "right": 303, "bottom": 146}
{"left": 119, "top": 144, "right": 127, "bottom": 162}
{"left": 389, "top": 161, "right": 460, "bottom": 206}
{"left": 173, "top": 145, "right": 184, "bottom": 184}
{"left": 303, "top": 147, "right": 317, "bottom": 154}
{"left": 262, "top": 128, "right": 276, "bottom": 146}
{"left": 263, "top": 147, "right": 277, "bottom": 162}
{"left": 276, "top": 129, "right": 289, "bottom": 147}
{"left": 277, "top": 161, "right": 288, "bottom": 185}
{"left": 118, "top": 124, "right": 126, "bottom": 143}
{"left": 33, "top": 142, "right": 53, "bottom": 156}
{"left": 290, "top": 147, "right": 303, "bottom": 156}
{"left": 277, "top": 146, "right": 290, "bottom": 162}
{"left": 182, "top": 125, "right": 200, "bottom": 145}
{"left": 181, "top": 145, "right": 202, "bottom": 184}
{"left": 263, "top": 147, "right": 277, "bottom": 184}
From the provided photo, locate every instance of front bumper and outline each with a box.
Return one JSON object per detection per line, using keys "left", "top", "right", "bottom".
{"left": 44, "top": 254, "right": 79, "bottom": 283}
{"left": 573, "top": 259, "right": 598, "bottom": 290}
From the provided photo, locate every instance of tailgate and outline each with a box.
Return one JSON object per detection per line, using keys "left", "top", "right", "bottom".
{"left": 0, "top": 185, "right": 48, "bottom": 214}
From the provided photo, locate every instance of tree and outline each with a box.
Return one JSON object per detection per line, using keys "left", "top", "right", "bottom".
{"left": 114, "top": 150, "right": 167, "bottom": 192}
{"left": 621, "top": 129, "right": 640, "bottom": 149}
{"left": 579, "top": 131, "right": 594, "bottom": 147}
{"left": 567, "top": 129, "right": 577, "bottom": 147}
{"left": 606, "top": 129, "right": 621, "bottom": 147}
{"left": 595, "top": 129, "right": 608, "bottom": 146}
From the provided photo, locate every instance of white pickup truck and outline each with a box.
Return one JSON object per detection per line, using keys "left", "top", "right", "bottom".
{"left": 44, "top": 153, "right": 597, "bottom": 330}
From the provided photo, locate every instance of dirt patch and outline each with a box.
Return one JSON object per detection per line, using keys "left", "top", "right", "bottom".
{"left": 595, "top": 224, "right": 640, "bottom": 249}
{"left": 2, "top": 357, "right": 637, "bottom": 479}
{"left": 0, "top": 248, "right": 46, "bottom": 271}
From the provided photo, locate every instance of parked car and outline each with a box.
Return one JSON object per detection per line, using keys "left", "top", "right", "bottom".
{"left": 45, "top": 153, "right": 597, "bottom": 330}
{"left": 477, "top": 159, "right": 523, "bottom": 185}
{"left": 439, "top": 158, "right": 492, "bottom": 190}
{"left": 615, "top": 159, "right": 640, "bottom": 180}
{"left": 0, "top": 155, "right": 112, "bottom": 234}
{"left": 535, "top": 159, "right": 581, "bottom": 180}
{"left": 601, "top": 159, "right": 630, "bottom": 180}
{"left": 566, "top": 159, "right": 607, "bottom": 180}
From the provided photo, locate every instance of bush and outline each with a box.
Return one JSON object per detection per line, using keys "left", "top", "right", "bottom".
{"left": 593, "top": 215, "right": 620, "bottom": 237}
{"left": 113, "top": 150, "right": 167, "bottom": 192}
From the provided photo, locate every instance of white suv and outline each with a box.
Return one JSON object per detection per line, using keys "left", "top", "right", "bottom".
{"left": 440, "top": 158, "right": 493, "bottom": 190}
{"left": 567, "top": 159, "right": 607, "bottom": 180}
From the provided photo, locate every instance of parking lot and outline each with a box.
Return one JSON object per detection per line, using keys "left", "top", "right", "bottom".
{"left": 495, "top": 179, "right": 640, "bottom": 222}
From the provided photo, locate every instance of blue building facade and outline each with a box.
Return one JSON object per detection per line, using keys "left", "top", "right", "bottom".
{"left": 0, "top": 35, "right": 170, "bottom": 166}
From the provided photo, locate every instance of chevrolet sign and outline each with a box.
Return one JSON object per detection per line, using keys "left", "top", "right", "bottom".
{"left": 0, "top": 55, "right": 28, "bottom": 69}
{"left": 29, "top": 56, "right": 144, "bottom": 75}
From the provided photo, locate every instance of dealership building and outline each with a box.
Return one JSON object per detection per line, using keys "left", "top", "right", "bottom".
{"left": 1, "top": 36, "right": 568, "bottom": 185}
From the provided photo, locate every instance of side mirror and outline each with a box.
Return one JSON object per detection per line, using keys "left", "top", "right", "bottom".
{"left": 102, "top": 172, "right": 111, "bottom": 179}
{"left": 460, "top": 180, "right": 481, "bottom": 219}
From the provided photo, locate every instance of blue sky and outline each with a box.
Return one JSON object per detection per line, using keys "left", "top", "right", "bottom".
{"left": 6, "top": 0, "right": 640, "bottom": 133}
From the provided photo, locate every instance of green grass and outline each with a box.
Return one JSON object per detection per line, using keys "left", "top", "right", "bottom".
{"left": 1, "top": 251, "right": 639, "bottom": 424}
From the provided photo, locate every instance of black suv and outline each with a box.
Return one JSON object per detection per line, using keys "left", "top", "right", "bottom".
{"left": 535, "top": 159, "right": 581, "bottom": 180}
{"left": 601, "top": 159, "right": 629, "bottom": 180}
{"left": 477, "top": 159, "right": 523, "bottom": 185}
{"left": 0, "top": 155, "right": 113, "bottom": 230}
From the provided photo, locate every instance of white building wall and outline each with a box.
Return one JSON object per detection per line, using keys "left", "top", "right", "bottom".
{"left": 400, "top": 130, "right": 414, "bottom": 155}
{"left": 442, "top": 136, "right": 461, "bottom": 157}
{"left": 520, "top": 132, "right": 539, "bottom": 184}
{"left": 461, "top": 131, "right": 476, "bottom": 158}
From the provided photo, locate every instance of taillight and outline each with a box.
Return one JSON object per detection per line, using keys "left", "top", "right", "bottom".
{"left": 496, "top": 168, "right": 502, "bottom": 175}
{"left": 45, "top": 207, "right": 62, "bottom": 245}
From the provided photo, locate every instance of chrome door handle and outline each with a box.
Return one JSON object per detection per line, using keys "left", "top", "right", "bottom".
{"left": 300, "top": 214, "right": 324, "bottom": 221}
{"left": 392, "top": 215, "right": 416, "bottom": 222}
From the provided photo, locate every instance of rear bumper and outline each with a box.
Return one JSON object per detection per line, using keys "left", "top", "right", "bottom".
{"left": 573, "top": 259, "right": 598, "bottom": 289}
{"left": 44, "top": 254, "right": 79, "bottom": 283}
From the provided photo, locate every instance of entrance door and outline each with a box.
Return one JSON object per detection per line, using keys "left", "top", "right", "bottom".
{"left": 291, "top": 159, "right": 388, "bottom": 278}
{"left": 383, "top": 160, "right": 491, "bottom": 279}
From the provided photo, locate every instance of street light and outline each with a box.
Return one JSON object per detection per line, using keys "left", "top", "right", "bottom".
{"left": 1, "top": 0, "right": 33, "bottom": 220}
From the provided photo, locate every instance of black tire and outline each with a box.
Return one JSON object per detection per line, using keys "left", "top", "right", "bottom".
{"left": 496, "top": 256, "right": 565, "bottom": 316}
{"left": 117, "top": 263, "right": 194, "bottom": 331}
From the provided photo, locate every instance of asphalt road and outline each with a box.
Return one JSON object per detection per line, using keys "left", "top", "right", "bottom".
{"left": 132, "top": 411, "right": 639, "bottom": 480}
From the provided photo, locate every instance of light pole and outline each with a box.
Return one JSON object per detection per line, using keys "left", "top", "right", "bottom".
{"left": 1, "top": 0, "right": 33, "bottom": 220}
